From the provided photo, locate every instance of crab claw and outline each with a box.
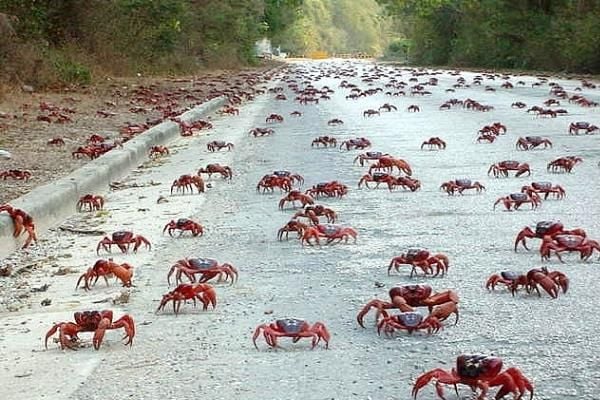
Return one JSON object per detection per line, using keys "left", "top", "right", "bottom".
{"left": 44, "top": 324, "right": 60, "bottom": 349}
{"left": 252, "top": 324, "right": 266, "bottom": 349}
{"left": 411, "top": 368, "right": 455, "bottom": 399}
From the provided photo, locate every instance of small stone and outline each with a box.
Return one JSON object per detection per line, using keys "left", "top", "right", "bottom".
{"left": 52, "top": 266, "right": 76, "bottom": 276}
{"left": 157, "top": 196, "right": 168, "bottom": 204}
{"left": 7, "top": 304, "right": 20, "bottom": 312}
{"left": 40, "top": 299, "right": 52, "bottom": 306}
{"left": 31, "top": 284, "right": 50, "bottom": 293}
{"left": 0, "top": 266, "right": 13, "bottom": 277}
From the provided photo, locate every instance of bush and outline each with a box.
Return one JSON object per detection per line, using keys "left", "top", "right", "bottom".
{"left": 51, "top": 53, "right": 91, "bottom": 85}
{"left": 384, "top": 39, "right": 411, "bottom": 60}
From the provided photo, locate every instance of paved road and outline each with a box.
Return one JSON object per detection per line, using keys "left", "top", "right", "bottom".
{"left": 1, "top": 60, "right": 600, "bottom": 400}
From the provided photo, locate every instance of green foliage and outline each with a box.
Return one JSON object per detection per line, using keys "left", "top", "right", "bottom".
{"left": 0, "top": 0, "right": 304, "bottom": 85}
{"left": 276, "top": 0, "right": 390, "bottom": 55}
{"left": 51, "top": 52, "right": 92, "bottom": 85}
{"left": 377, "top": 0, "right": 600, "bottom": 73}
{"left": 384, "top": 38, "right": 411, "bottom": 60}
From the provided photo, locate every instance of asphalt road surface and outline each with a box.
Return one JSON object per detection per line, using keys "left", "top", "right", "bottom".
{"left": 1, "top": 60, "right": 600, "bottom": 400}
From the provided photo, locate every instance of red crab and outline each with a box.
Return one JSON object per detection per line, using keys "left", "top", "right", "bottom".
{"left": 493, "top": 192, "right": 541, "bottom": 211}
{"left": 357, "top": 284, "right": 459, "bottom": 328}
{"left": 311, "top": 136, "right": 337, "bottom": 147}
{"left": 476, "top": 133, "right": 498, "bottom": 143}
{"left": 486, "top": 267, "right": 568, "bottom": 298}
{"left": 421, "top": 137, "right": 446, "bottom": 150}
{"left": 388, "top": 249, "right": 450, "bottom": 278}
{"left": 207, "top": 140, "right": 234, "bottom": 152}
{"left": 540, "top": 234, "right": 600, "bottom": 262}
{"left": 379, "top": 103, "right": 397, "bottom": 112}
{"left": 305, "top": 181, "right": 348, "bottom": 198}
{"left": 71, "top": 146, "right": 100, "bottom": 159}
{"left": 171, "top": 174, "right": 205, "bottom": 194}
{"left": 174, "top": 119, "right": 212, "bottom": 136}
{"left": 96, "top": 231, "right": 151, "bottom": 254}
{"left": 45, "top": 310, "right": 135, "bottom": 350}
{"left": 440, "top": 179, "right": 485, "bottom": 195}
{"left": 198, "top": 164, "right": 232, "bottom": 180}
{"left": 76, "top": 194, "right": 104, "bottom": 212}
{"left": 569, "top": 121, "right": 598, "bottom": 135}
{"left": 270, "top": 170, "right": 304, "bottom": 185}
{"left": 167, "top": 258, "right": 238, "bottom": 285}
{"left": 514, "top": 221, "right": 586, "bottom": 251}
{"left": 368, "top": 156, "right": 413, "bottom": 176}
{"left": 156, "top": 283, "right": 217, "bottom": 315}
{"left": 278, "top": 190, "right": 314, "bottom": 209}
{"left": 363, "top": 109, "right": 380, "bottom": 117}
{"left": 412, "top": 355, "right": 533, "bottom": 400}
{"left": 76, "top": 259, "right": 134, "bottom": 290}
{"left": 0, "top": 204, "right": 37, "bottom": 248}
{"left": 301, "top": 224, "right": 357, "bottom": 246}
{"left": 163, "top": 218, "right": 204, "bottom": 237}
{"left": 257, "top": 175, "right": 293, "bottom": 193}
{"left": 88, "top": 134, "right": 107, "bottom": 144}
{"left": 292, "top": 204, "right": 337, "bottom": 225}
{"left": 390, "top": 176, "right": 421, "bottom": 192}
{"left": 249, "top": 127, "right": 274, "bottom": 137}
{"left": 358, "top": 173, "right": 420, "bottom": 192}
{"left": 521, "top": 181, "right": 565, "bottom": 200}
{"left": 149, "top": 145, "right": 169, "bottom": 158}
{"left": 277, "top": 220, "right": 309, "bottom": 240}
{"left": 516, "top": 136, "right": 552, "bottom": 150}
{"left": 266, "top": 113, "right": 284, "bottom": 123}
{"left": 339, "top": 137, "right": 371, "bottom": 151}
{"left": 488, "top": 160, "right": 531, "bottom": 178}
{"left": 219, "top": 105, "right": 239, "bottom": 115}
{"left": 376, "top": 311, "right": 444, "bottom": 337}
{"left": 0, "top": 169, "right": 31, "bottom": 181}
{"left": 479, "top": 122, "right": 507, "bottom": 135}
{"left": 547, "top": 156, "right": 582, "bottom": 173}
{"left": 253, "top": 318, "right": 331, "bottom": 350}
{"left": 358, "top": 172, "right": 395, "bottom": 190}
{"left": 47, "top": 137, "right": 65, "bottom": 146}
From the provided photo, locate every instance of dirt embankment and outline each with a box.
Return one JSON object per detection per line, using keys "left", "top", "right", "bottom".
{"left": 0, "top": 65, "right": 278, "bottom": 204}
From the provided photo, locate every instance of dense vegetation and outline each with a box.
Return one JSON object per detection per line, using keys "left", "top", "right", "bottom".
{"left": 0, "top": 0, "right": 302, "bottom": 87}
{"left": 0, "top": 0, "right": 393, "bottom": 87}
{"left": 275, "top": 0, "right": 389, "bottom": 56}
{"left": 5, "top": 0, "right": 592, "bottom": 88}
{"left": 377, "top": 0, "right": 600, "bottom": 73}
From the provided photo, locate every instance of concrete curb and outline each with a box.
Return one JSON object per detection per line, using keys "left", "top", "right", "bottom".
{"left": 0, "top": 96, "right": 226, "bottom": 259}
